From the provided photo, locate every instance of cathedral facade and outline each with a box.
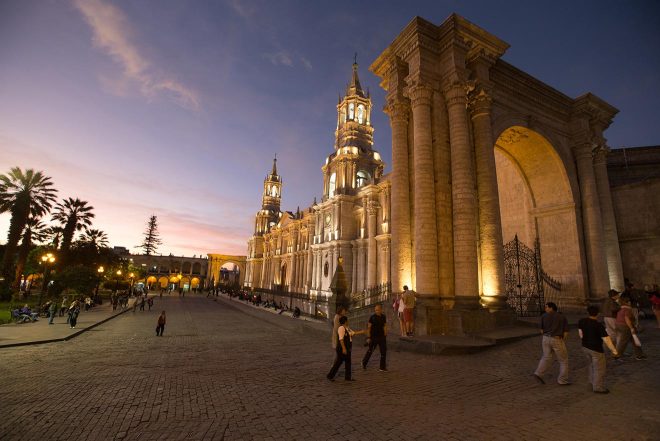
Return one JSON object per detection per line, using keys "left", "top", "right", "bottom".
{"left": 244, "top": 63, "right": 391, "bottom": 300}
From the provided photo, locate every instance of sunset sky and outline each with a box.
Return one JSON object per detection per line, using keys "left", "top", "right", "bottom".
{"left": 1, "top": 0, "right": 658, "bottom": 257}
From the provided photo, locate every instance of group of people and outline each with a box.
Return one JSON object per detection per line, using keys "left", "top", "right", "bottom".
{"left": 533, "top": 290, "right": 650, "bottom": 394}
{"left": 392, "top": 285, "right": 416, "bottom": 336}
{"left": 327, "top": 303, "right": 388, "bottom": 382}
{"left": 42, "top": 298, "right": 81, "bottom": 328}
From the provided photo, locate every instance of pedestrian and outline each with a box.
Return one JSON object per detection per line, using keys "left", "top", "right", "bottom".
{"left": 401, "top": 285, "right": 416, "bottom": 336}
{"left": 578, "top": 305, "right": 619, "bottom": 394}
{"left": 48, "top": 300, "right": 57, "bottom": 325}
{"left": 59, "top": 296, "right": 68, "bottom": 317}
{"left": 533, "top": 302, "right": 571, "bottom": 385}
{"left": 156, "top": 311, "right": 166, "bottom": 336}
{"left": 614, "top": 294, "right": 647, "bottom": 360}
{"left": 362, "top": 303, "right": 388, "bottom": 372}
{"left": 327, "top": 316, "right": 365, "bottom": 382}
{"left": 601, "top": 289, "right": 620, "bottom": 342}
{"left": 139, "top": 296, "right": 145, "bottom": 311}
{"left": 68, "top": 301, "right": 80, "bottom": 329}
{"left": 147, "top": 297, "right": 154, "bottom": 311}
{"left": 332, "top": 305, "right": 348, "bottom": 350}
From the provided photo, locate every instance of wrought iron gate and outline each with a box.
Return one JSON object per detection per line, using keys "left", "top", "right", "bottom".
{"left": 504, "top": 235, "right": 561, "bottom": 317}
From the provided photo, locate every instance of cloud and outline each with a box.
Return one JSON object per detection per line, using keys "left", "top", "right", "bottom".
{"left": 264, "top": 51, "right": 293, "bottom": 67}
{"left": 72, "top": 0, "right": 200, "bottom": 111}
{"left": 300, "top": 56, "right": 313, "bottom": 71}
{"left": 228, "top": 0, "right": 257, "bottom": 19}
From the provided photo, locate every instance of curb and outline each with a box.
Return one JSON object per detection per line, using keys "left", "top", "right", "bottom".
{"left": 0, "top": 302, "right": 136, "bottom": 349}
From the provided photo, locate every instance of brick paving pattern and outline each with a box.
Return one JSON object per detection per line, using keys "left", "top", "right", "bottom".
{"left": 1, "top": 295, "right": 658, "bottom": 440}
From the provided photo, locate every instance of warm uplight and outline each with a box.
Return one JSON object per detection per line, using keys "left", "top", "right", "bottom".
{"left": 129, "top": 273, "right": 134, "bottom": 278}
{"left": 98, "top": 266, "right": 104, "bottom": 274}
{"left": 41, "top": 252, "right": 55, "bottom": 264}
{"left": 116, "top": 270, "right": 122, "bottom": 276}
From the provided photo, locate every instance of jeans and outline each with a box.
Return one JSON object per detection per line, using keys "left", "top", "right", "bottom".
{"left": 534, "top": 335, "right": 570, "bottom": 384}
{"left": 362, "top": 337, "right": 387, "bottom": 370}
{"left": 603, "top": 317, "right": 617, "bottom": 344}
{"left": 48, "top": 311, "right": 56, "bottom": 324}
{"left": 582, "top": 347, "right": 606, "bottom": 392}
{"left": 615, "top": 325, "right": 644, "bottom": 357}
{"left": 327, "top": 349, "right": 352, "bottom": 380}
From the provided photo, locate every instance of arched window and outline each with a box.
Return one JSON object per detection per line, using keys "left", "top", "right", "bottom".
{"left": 271, "top": 185, "right": 278, "bottom": 197}
{"left": 356, "top": 170, "right": 371, "bottom": 188}
{"left": 328, "top": 172, "right": 337, "bottom": 197}
{"left": 357, "top": 104, "right": 365, "bottom": 124}
{"left": 348, "top": 103, "right": 354, "bottom": 120}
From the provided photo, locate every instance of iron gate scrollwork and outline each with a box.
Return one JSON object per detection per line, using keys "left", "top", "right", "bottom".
{"left": 503, "top": 235, "right": 546, "bottom": 317}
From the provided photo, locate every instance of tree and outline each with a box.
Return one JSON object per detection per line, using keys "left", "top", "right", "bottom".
{"left": 79, "top": 228, "right": 109, "bottom": 250}
{"left": 51, "top": 265, "right": 99, "bottom": 297}
{"left": 51, "top": 197, "right": 94, "bottom": 254}
{"left": 139, "top": 215, "right": 162, "bottom": 255}
{"left": 0, "top": 167, "right": 57, "bottom": 293}
{"left": 14, "top": 217, "right": 48, "bottom": 287}
{"left": 44, "top": 225, "right": 64, "bottom": 249}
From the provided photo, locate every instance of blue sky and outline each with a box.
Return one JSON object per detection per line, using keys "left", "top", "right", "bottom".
{"left": 1, "top": 0, "right": 658, "bottom": 256}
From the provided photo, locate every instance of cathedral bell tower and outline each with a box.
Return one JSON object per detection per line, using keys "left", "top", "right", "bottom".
{"left": 323, "top": 59, "right": 384, "bottom": 199}
{"left": 254, "top": 156, "right": 282, "bottom": 235}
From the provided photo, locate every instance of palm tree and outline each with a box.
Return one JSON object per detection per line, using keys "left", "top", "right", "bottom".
{"left": 80, "top": 228, "right": 109, "bottom": 250}
{"left": 44, "top": 225, "right": 64, "bottom": 249}
{"left": 51, "top": 197, "right": 95, "bottom": 254}
{"left": 14, "top": 217, "right": 48, "bottom": 287}
{"left": 0, "top": 167, "right": 57, "bottom": 283}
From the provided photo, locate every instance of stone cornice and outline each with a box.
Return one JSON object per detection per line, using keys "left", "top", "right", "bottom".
{"left": 437, "top": 13, "right": 509, "bottom": 63}
{"left": 572, "top": 93, "right": 619, "bottom": 132}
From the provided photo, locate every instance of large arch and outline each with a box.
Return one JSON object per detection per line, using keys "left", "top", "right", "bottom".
{"left": 207, "top": 254, "right": 247, "bottom": 287}
{"left": 494, "top": 126, "right": 585, "bottom": 306}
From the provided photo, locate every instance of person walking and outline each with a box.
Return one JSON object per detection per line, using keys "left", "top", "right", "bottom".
{"left": 533, "top": 302, "right": 571, "bottom": 385}
{"left": 68, "top": 301, "right": 81, "bottom": 329}
{"left": 362, "top": 303, "right": 388, "bottom": 372}
{"left": 601, "top": 289, "right": 620, "bottom": 343}
{"left": 401, "top": 285, "right": 416, "bottom": 336}
{"left": 614, "top": 294, "right": 647, "bottom": 360}
{"left": 332, "top": 305, "right": 348, "bottom": 351}
{"left": 578, "top": 305, "right": 619, "bottom": 394}
{"left": 327, "top": 316, "right": 365, "bottom": 382}
{"left": 139, "top": 296, "right": 146, "bottom": 311}
{"left": 147, "top": 297, "right": 154, "bottom": 311}
{"left": 48, "top": 300, "right": 57, "bottom": 325}
{"left": 59, "top": 296, "right": 68, "bottom": 317}
{"left": 156, "top": 311, "right": 166, "bottom": 336}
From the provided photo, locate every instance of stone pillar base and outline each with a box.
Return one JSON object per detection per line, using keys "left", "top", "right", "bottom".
{"left": 480, "top": 294, "right": 509, "bottom": 311}
{"left": 414, "top": 297, "right": 517, "bottom": 336}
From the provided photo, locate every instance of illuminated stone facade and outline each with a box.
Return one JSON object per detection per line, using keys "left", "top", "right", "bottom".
{"left": 245, "top": 63, "right": 391, "bottom": 299}
{"left": 369, "top": 14, "right": 624, "bottom": 333}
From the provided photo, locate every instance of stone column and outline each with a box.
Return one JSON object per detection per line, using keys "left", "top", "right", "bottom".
{"left": 469, "top": 87, "right": 506, "bottom": 309}
{"left": 575, "top": 144, "right": 610, "bottom": 299}
{"left": 386, "top": 99, "right": 412, "bottom": 292}
{"left": 444, "top": 82, "right": 480, "bottom": 308}
{"left": 352, "top": 245, "right": 358, "bottom": 293}
{"left": 306, "top": 247, "right": 313, "bottom": 291}
{"left": 593, "top": 146, "right": 625, "bottom": 291}
{"left": 367, "top": 201, "right": 378, "bottom": 288}
{"left": 316, "top": 251, "right": 322, "bottom": 289}
{"left": 408, "top": 83, "right": 440, "bottom": 295}
{"left": 357, "top": 244, "right": 365, "bottom": 292}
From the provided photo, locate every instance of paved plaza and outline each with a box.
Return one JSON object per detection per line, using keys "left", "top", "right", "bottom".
{"left": 1, "top": 295, "right": 658, "bottom": 441}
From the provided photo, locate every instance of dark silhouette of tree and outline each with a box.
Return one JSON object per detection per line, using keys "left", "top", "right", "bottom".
{"left": 139, "top": 215, "right": 162, "bottom": 255}
{"left": 52, "top": 197, "right": 95, "bottom": 254}
{"left": 0, "top": 167, "right": 57, "bottom": 294}
{"left": 15, "top": 216, "right": 48, "bottom": 287}
{"left": 80, "top": 228, "right": 109, "bottom": 250}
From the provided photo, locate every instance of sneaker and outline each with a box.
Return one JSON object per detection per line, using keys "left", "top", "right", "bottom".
{"left": 558, "top": 382, "right": 572, "bottom": 386}
{"left": 635, "top": 355, "right": 647, "bottom": 360}
{"left": 379, "top": 368, "right": 388, "bottom": 372}
{"left": 326, "top": 377, "right": 335, "bottom": 382}
{"left": 533, "top": 374, "right": 545, "bottom": 384}
{"left": 594, "top": 389, "right": 610, "bottom": 394}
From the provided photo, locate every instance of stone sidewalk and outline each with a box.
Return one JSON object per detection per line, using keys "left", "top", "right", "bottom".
{"left": 0, "top": 296, "right": 141, "bottom": 348}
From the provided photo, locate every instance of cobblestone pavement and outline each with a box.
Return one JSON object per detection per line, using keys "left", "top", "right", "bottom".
{"left": 1, "top": 295, "right": 658, "bottom": 441}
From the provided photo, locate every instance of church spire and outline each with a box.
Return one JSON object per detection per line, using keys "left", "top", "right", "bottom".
{"left": 346, "top": 54, "right": 365, "bottom": 98}
{"left": 272, "top": 154, "right": 277, "bottom": 176}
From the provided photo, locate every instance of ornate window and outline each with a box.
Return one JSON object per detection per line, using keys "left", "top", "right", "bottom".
{"left": 324, "top": 262, "right": 329, "bottom": 277}
{"left": 348, "top": 103, "right": 354, "bottom": 120}
{"left": 356, "top": 170, "right": 370, "bottom": 188}
{"left": 328, "top": 172, "right": 337, "bottom": 197}
{"left": 357, "top": 104, "right": 365, "bottom": 124}
{"left": 271, "top": 185, "right": 278, "bottom": 197}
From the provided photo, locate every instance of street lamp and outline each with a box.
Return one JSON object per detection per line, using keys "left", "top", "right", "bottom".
{"left": 95, "top": 266, "right": 104, "bottom": 296}
{"left": 129, "top": 272, "right": 135, "bottom": 292}
{"left": 38, "top": 252, "right": 55, "bottom": 307}
{"left": 114, "top": 269, "right": 122, "bottom": 293}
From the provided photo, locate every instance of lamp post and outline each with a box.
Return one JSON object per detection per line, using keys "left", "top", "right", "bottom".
{"left": 95, "top": 266, "right": 104, "bottom": 296}
{"left": 129, "top": 272, "right": 135, "bottom": 292}
{"left": 114, "top": 269, "right": 122, "bottom": 293}
{"left": 38, "top": 252, "right": 55, "bottom": 307}
{"left": 177, "top": 273, "right": 182, "bottom": 296}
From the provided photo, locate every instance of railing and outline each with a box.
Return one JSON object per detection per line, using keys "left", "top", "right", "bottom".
{"left": 350, "top": 282, "right": 392, "bottom": 308}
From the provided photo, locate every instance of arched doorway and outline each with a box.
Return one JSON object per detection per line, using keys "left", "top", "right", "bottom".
{"left": 494, "top": 126, "right": 582, "bottom": 308}
{"left": 158, "top": 276, "right": 168, "bottom": 289}
{"left": 280, "top": 262, "right": 287, "bottom": 290}
{"left": 146, "top": 276, "right": 158, "bottom": 289}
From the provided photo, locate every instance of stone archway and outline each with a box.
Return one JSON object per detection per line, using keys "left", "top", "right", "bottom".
{"left": 494, "top": 126, "right": 584, "bottom": 307}
{"left": 207, "top": 254, "right": 247, "bottom": 288}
